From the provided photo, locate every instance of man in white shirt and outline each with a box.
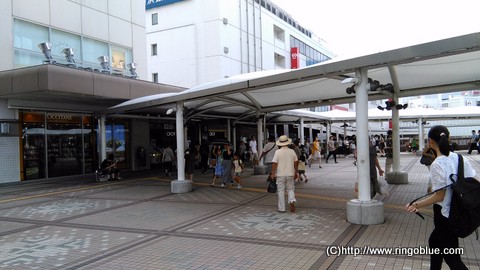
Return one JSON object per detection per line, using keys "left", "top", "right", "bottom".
{"left": 271, "top": 135, "right": 299, "bottom": 213}
{"left": 259, "top": 135, "right": 277, "bottom": 174}
{"left": 249, "top": 135, "right": 258, "bottom": 167}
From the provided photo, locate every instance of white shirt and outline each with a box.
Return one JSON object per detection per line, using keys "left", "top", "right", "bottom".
{"left": 262, "top": 142, "right": 277, "bottom": 163}
{"left": 272, "top": 146, "right": 298, "bottom": 177}
{"left": 249, "top": 140, "right": 257, "bottom": 154}
{"left": 430, "top": 152, "right": 476, "bottom": 218}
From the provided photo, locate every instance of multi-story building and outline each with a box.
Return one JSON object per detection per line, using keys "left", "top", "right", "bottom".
{"left": 0, "top": 0, "right": 183, "bottom": 183}
{"left": 145, "top": 0, "right": 336, "bottom": 144}
{"left": 146, "top": 0, "right": 336, "bottom": 87}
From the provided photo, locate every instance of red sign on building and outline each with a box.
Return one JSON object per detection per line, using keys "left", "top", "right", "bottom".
{"left": 291, "top": 47, "right": 299, "bottom": 69}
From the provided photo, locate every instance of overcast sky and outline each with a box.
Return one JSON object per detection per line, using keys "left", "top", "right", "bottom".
{"left": 270, "top": 0, "right": 480, "bottom": 58}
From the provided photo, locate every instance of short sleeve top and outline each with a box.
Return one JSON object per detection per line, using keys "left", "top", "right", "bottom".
{"left": 430, "top": 152, "right": 476, "bottom": 218}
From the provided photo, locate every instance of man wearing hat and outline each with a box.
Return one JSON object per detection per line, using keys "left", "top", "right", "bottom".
{"left": 259, "top": 135, "right": 277, "bottom": 175}
{"left": 271, "top": 135, "right": 299, "bottom": 213}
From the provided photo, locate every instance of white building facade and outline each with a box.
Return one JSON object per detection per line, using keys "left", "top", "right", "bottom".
{"left": 146, "top": 0, "right": 335, "bottom": 87}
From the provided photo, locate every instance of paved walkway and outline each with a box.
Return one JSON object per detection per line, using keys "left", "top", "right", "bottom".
{"left": 0, "top": 152, "right": 479, "bottom": 269}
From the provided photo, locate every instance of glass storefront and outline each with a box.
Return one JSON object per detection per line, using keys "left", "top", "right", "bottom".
{"left": 104, "top": 119, "right": 130, "bottom": 171}
{"left": 22, "top": 111, "right": 97, "bottom": 180}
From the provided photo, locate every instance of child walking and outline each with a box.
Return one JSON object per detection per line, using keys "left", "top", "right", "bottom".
{"left": 298, "top": 153, "right": 308, "bottom": 183}
{"left": 210, "top": 147, "right": 223, "bottom": 187}
{"left": 232, "top": 153, "right": 244, "bottom": 188}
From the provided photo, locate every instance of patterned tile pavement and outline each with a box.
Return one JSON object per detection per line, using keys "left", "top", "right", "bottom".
{"left": 0, "top": 152, "right": 479, "bottom": 269}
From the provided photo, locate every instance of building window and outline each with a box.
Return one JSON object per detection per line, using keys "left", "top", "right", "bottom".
{"left": 82, "top": 37, "right": 108, "bottom": 69}
{"left": 152, "top": 73, "right": 158, "bottom": 83}
{"left": 152, "top": 13, "right": 158, "bottom": 25}
{"left": 151, "top": 44, "right": 157, "bottom": 56}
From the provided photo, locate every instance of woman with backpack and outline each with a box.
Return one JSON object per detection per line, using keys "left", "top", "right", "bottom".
{"left": 406, "top": 125, "right": 475, "bottom": 270}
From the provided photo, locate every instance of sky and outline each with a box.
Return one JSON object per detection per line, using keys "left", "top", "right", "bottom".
{"left": 270, "top": 0, "right": 480, "bottom": 58}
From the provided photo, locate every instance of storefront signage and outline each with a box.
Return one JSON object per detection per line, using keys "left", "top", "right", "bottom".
{"left": 291, "top": 47, "right": 299, "bottom": 69}
{"left": 47, "top": 114, "right": 72, "bottom": 121}
{"left": 146, "top": 0, "right": 185, "bottom": 10}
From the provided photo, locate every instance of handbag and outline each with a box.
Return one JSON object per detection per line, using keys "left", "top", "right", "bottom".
{"left": 267, "top": 176, "right": 277, "bottom": 193}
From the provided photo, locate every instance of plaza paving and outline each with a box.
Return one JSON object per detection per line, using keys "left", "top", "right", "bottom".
{"left": 0, "top": 152, "right": 479, "bottom": 269}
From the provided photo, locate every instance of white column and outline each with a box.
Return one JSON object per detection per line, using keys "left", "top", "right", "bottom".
{"left": 227, "top": 119, "right": 231, "bottom": 142}
{"left": 355, "top": 69, "right": 371, "bottom": 202}
{"left": 257, "top": 117, "right": 264, "bottom": 166}
{"left": 176, "top": 102, "right": 185, "bottom": 181}
{"left": 326, "top": 123, "right": 331, "bottom": 143}
{"left": 283, "top": 124, "right": 288, "bottom": 136}
{"left": 99, "top": 115, "right": 106, "bottom": 162}
{"left": 273, "top": 125, "right": 277, "bottom": 138}
{"left": 418, "top": 117, "right": 424, "bottom": 150}
{"left": 299, "top": 117, "right": 305, "bottom": 145}
{"left": 392, "top": 96, "right": 400, "bottom": 172}
{"left": 309, "top": 126, "right": 313, "bottom": 142}
{"left": 232, "top": 121, "right": 237, "bottom": 152}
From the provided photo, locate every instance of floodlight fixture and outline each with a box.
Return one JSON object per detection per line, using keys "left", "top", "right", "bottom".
{"left": 128, "top": 62, "right": 138, "bottom": 79}
{"left": 377, "top": 106, "right": 384, "bottom": 111}
{"left": 62, "top": 48, "right": 75, "bottom": 63}
{"left": 378, "top": 83, "right": 395, "bottom": 93}
{"left": 367, "top": 78, "right": 380, "bottom": 91}
{"left": 345, "top": 85, "right": 355, "bottom": 95}
{"left": 98, "top": 56, "right": 110, "bottom": 73}
{"left": 38, "top": 42, "right": 55, "bottom": 63}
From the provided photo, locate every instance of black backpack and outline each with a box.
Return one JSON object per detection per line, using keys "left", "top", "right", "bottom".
{"left": 448, "top": 154, "right": 480, "bottom": 238}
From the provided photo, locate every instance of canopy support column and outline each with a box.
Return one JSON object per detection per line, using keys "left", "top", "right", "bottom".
{"left": 254, "top": 115, "right": 266, "bottom": 174}
{"left": 299, "top": 117, "right": 305, "bottom": 145}
{"left": 386, "top": 94, "right": 409, "bottom": 184}
{"left": 347, "top": 68, "right": 384, "bottom": 225}
{"left": 171, "top": 101, "right": 192, "bottom": 193}
{"left": 98, "top": 115, "right": 107, "bottom": 164}
{"left": 418, "top": 117, "right": 424, "bottom": 151}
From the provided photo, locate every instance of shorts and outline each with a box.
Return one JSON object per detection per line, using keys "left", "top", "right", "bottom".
{"left": 298, "top": 170, "right": 305, "bottom": 174}
{"left": 234, "top": 172, "right": 242, "bottom": 177}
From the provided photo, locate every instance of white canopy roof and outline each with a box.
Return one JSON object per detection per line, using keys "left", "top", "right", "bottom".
{"left": 102, "top": 32, "right": 480, "bottom": 124}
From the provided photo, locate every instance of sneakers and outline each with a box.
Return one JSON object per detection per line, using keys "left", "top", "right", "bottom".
{"left": 305, "top": 179, "right": 308, "bottom": 183}
{"left": 210, "top": 183, "right": 215, "bottom": 187}
{"left": 289, "top": 202, "right": 296, "bottom": 213}
{"left": 237, "top": 185, "right": 242, "bottom": 189}
{"left": 220, "top": 184, "right": 225, "bottom": 188}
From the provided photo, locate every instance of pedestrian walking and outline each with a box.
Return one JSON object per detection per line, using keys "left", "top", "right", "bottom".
{"left": 325, "top": 135, "right": 338, "bottom": 163}
{"left": 221, "top": 144, "right": 233, "bottom": 188}
{"left": 297, "top": 153, "right": 308, "bottom": 183}
{"left": 210, "top": 147, "right": 223, "bottom": 187}
{"left": 259, "top": 135, "right": 277, "bottom": 174}
{"left": 232, "top": 153, "right": 244, "bottom": 188}
{"left": 270, "top": 135, "right": 299, "bottom": 213}
{"left": 406, "top": 125, "right": 475, "bottom": 270}
{"left": 308, "top": 137, "right": 322, "bottom": 168}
